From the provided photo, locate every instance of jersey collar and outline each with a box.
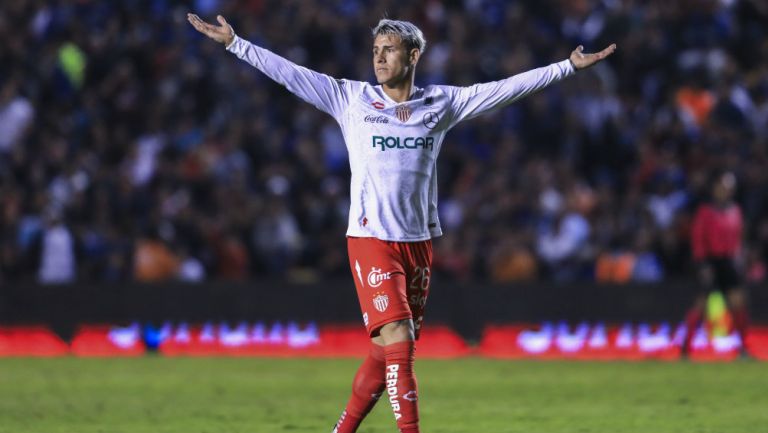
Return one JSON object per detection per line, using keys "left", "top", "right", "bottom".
{"left": 377, "top": 85, "right": 423, "bottom": 104}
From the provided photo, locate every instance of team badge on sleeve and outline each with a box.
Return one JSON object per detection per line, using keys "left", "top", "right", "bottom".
{"left": 395, "top": 104, "right": 412, "bottom": 122}
{"left": 373, "top": 292, "right": 389, "bottom": 312}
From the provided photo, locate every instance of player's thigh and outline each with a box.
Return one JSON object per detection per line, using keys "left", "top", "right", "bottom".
{"left": 347, "top": 237, "right": 411, "bottom": 336}
{"left": 405, "top": 241, "right": 433, "bottom": 336}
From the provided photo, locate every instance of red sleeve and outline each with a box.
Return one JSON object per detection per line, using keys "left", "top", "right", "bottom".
{"left": 691, "top": 206, "right": 708, "bottom": 261}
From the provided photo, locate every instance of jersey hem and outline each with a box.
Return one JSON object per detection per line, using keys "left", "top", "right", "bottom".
{"left": 345, "top": 230, "right": 442, "bottom": 242}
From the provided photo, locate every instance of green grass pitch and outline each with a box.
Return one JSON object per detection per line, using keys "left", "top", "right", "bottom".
{"left": 0, "top": 357, "right": 766, "bottom": 433}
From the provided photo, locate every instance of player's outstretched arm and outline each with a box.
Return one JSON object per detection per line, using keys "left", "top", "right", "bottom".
{"left": 444, "top": 43, "right": 617, "bottom": 127}
{"left": 186, "top": 13, "right": 360, "bottom": 119}
{"left": 569, "top": 44, "right": 617, "bottom": 70}
{"left": 187, "top": 13, "right": 234, "bottom": 47}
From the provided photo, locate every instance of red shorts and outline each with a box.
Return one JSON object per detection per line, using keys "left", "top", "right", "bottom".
{"left": 347, "top": 236, "right": 433, "bottom": 339}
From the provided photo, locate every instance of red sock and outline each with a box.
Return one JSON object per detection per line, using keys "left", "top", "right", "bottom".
{"left": 731, "top": 306, "right": 749, "bottom": 348}
{"left": 683, "top": 307, "right": 703, "bottom": 353}
{"left": 383, "top": 341, "right": 419, "bottom": 433}
{"left": 333, "top": 344, "right": 386, "bottom": 433}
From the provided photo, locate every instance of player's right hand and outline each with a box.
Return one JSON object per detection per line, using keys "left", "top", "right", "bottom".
{"left": 187, "top": 13, "right": 235, "bottom": 46}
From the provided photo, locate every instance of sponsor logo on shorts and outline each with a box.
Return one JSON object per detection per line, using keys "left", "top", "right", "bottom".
{"left": 362, "top": 312, "right": 369, "bottom": 326}
{"left": 415, "top": 315, "right": 424, "bottom": 330}
{"left": 373, "top": 292, "right": 389, "bottom": 312}
{"left": 367, "top": 267, "right": 391, "bottom": 288}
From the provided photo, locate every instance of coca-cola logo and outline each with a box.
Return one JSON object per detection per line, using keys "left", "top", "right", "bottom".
{"left": 364, "top": 115, "right": 389, "bottom": 124}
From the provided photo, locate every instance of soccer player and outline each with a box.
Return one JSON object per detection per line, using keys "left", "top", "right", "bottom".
{"left": 188, "top": 13, "right": 616, "bottom": 433}
{"left": 681, "top": 171, "right": 749, "bottom": 358}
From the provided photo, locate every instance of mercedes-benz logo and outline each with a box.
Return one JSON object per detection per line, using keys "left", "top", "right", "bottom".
{"left": 422, "top": 112, "right": 440, "bottom": 129}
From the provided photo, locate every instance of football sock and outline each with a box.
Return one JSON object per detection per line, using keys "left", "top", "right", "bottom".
{"left": 383, "top": 341, "right": 419, "bottom": 433}
{"left": 682, "top": 306, "right": 703, "bottom": 353}
{"left": 731, "top": 305, "right": 749, "bottom": 350}
{"left": 333, "top": 343, "right": 386, "bottom": 433}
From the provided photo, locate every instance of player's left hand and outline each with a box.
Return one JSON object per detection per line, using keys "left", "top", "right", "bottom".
{"left": 569, "top": 44, "right": 617, "bottom": 70}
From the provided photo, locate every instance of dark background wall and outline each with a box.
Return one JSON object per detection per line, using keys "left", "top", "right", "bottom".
{"left": 2, "top": 279, "right": 766, "bottom": 341}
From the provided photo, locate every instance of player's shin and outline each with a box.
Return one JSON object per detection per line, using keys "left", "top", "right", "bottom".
{"left": 333, "top": 344, "right": 386, "bottom": 433}
{"left": 383, "top": 341, "right": 419, "bottom": 433}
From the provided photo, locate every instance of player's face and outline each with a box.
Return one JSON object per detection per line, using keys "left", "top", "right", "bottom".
{"left": 373, "top": 34, "right": 416, "bottom": 86}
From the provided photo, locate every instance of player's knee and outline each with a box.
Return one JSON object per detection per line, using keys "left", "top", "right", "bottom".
{"left": 378, "top": 319, "right": 414, "bottom": 344}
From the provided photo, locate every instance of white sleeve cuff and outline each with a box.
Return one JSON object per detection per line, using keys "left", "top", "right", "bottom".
{"left": 563, "top": 58, "right": 576, "bottom": 74}
{"left": 225, "top": 34, "right": 239, "bottom": 51}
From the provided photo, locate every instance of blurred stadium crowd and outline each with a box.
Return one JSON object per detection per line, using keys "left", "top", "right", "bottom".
{"left": 1, "top": 0, "right": 768, "bottom": 285}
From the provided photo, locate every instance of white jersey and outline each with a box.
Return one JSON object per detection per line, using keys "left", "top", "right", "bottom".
{"left": 227, "top": 36, "right": 575, "bottom": 241}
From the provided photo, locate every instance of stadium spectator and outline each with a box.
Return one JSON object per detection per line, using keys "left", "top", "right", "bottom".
{"left": 36, "top": 211, "right": 77, "bottom": 284}
{"left": 536, "top": 191, "right": 592, "bottom": 281}
{"left": 133, "top": 233, "right": 180, "bottom": 282}
{"left": 177, "top": 245, "right": 207, "bottom": 282}
{"left": 0, "top": 77, "right": 34, "bottom": 154}
{"left": 489, "top": 239, "right": 538, "bottom": 282}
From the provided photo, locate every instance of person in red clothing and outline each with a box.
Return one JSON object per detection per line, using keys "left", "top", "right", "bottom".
{"left": 681, "top": 171, "right": 749, "bottom": 357}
